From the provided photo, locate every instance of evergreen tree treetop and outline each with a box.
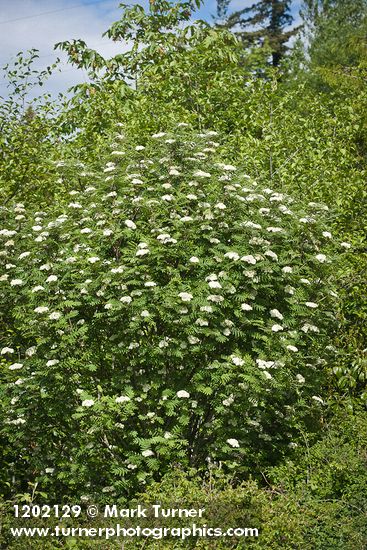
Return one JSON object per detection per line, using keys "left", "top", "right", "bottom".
{"left": 217, "top": 0, "right": 301, "bottom": 66}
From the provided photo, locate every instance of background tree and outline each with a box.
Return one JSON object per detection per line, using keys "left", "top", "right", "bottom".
{"left": 0, "top": 51, "right": 62, "bottom": 205}
{"left": 216, "top": 0, "right": 300, "bottom": 66}
{"left": 301, "top": 0, "right": 367, "bottom": 90}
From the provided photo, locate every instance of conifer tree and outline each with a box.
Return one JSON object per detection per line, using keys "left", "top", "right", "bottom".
{"left": 217, "top": 0, "right": 300, "bottom": 66}
{"left": 301, "top": 0, "right": 367, "bottom": 70}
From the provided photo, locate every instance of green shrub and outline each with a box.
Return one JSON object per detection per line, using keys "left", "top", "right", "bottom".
{"left": 0, "top": 124, "right": 342, "bottom": 500}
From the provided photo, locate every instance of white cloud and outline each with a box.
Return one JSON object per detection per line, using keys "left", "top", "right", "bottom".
{"left": 0, "top": 0, "right": 302, "bottom": 98}
{"left": 0, "top": 0, "right": 141, "bottom": 96}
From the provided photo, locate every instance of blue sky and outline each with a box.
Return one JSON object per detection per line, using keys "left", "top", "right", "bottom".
{"left": 0, "top": 0, "right": 302, "bottom": 97}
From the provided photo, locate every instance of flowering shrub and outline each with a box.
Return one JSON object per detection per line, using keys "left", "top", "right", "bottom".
{"left": 0, "top": 124, "right": 339, "bottom": 499}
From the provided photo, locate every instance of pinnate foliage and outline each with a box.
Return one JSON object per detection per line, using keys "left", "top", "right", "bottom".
{"left": 0, "top": 124, "right": 341, "bottom": 498}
